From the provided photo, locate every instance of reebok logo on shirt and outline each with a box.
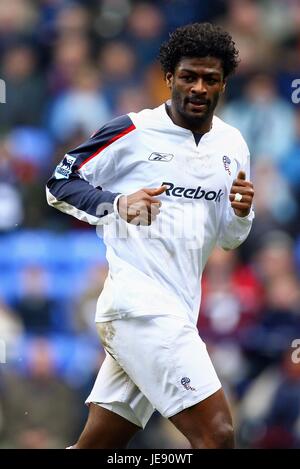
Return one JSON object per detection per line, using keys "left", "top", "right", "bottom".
{"left": 162, "top": 182, "right": 224, "bottom": 202}
{"left": 148, "top": 152, "right": 174, "bottom": 162}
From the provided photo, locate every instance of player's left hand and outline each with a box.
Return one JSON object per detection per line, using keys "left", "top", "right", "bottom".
{"left": 229, "top": 170, "right": 254, "bottom": 217}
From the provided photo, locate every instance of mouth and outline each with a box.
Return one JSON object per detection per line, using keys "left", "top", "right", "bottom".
{"left": 187, "top": 100, "right": 209, "bottom": 111}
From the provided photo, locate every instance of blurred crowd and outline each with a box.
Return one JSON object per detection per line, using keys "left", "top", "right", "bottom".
{"left": 0, "top": 0, "right": 300, "bottom": 449}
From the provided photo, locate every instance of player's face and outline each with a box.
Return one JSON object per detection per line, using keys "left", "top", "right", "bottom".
{"left": 166, "top": 57, "right": 226, "bottom": 132}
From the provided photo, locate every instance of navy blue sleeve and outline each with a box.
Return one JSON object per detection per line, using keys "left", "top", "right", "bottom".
{"left": 47, "top": 173, "right": 120, "bottom": 219}
{"left": 46, "top": 115, "right": 135, "bottom": 223}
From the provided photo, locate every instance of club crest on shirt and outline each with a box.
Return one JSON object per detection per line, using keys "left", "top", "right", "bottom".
{"left": 222, "top": 155, "right": 231, "bottom": 175}
{"left": 55, "top": 154, "right": 76, "bottom": 179}
{"left": 148, "top": 152, "right": 174, "bottom": 162}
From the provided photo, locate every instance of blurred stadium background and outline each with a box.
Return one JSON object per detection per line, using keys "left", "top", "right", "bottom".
{"left": 0, "top": 0, "right": 300, "bottom": 449}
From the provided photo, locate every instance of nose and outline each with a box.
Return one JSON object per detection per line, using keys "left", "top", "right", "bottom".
{"left": 191, "top": 78, "right": 207, "bottom": 95}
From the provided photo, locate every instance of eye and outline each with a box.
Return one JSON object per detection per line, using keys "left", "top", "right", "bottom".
{"left": 206, "top": 78, "right": 218, "bottom": 85}
{"left": 181, "top": 75, "right": 195, "bottom": 83}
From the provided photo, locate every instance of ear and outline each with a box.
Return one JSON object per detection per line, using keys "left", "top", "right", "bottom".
{"left": 165, "top": 72, "right": 173, "bottom": 90}
{"left": 221, "top": 80, "right": 226, "bottom": 93}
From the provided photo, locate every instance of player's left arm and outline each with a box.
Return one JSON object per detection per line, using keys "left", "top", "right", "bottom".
{"left": 217, "top": 150, "right": 255, "bottom": 250}
{"left": 229, "top": 170, "right": 254, "bottom": 217}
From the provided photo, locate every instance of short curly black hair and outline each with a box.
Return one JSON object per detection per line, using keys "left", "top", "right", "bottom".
{"left": 159, "top": 23, "right": 239, "bottom": 79}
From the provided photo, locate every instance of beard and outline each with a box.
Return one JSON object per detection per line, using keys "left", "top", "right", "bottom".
{"left": 171, "top": 87, "right": 219, "bottom": 128}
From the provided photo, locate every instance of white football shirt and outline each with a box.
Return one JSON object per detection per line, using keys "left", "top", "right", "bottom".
{"left": 47, "top": 102, "right": 254, "bottom": 325}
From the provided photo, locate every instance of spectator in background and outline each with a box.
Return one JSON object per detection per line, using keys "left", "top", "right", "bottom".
{"left": 199, "top": 247, "right": 263, "bottom": 340}
{"left": 49, "top": 65, "right": 111, "bottom": 142}
{"left": 251, "top": 159, "right": 298, "bottom": 228}
{"left": 279, "top": 109, "right": 300, "bottom": 225}
{"left": 252, "top": 231, "right": 297, "bottom": 284}
{"left": 0, "top": 0, "right": 38, "bottom": 46}
{"left": 13, "top": 266, "right": 55, "bottom": 334}
{"left": 260, "top": 352, "right": 300, "bottom": 448}
{"left": 160, "top": 0, "right": 226, "bottom": 31}
{"left": 237, "top": 351, "right": 300, "bottom": 448}
{"left": 55, "top": 3, "right": 91, "bottom": 37}
{"left": 0, "top": 138, "right": 23, "bottom": 231}
{"left": 0, "top": 44, "right": 46, "bottom": 131}
{"left": 48, "top": 34, "right": 92, "bottom": 96}
{"left": 124, "top": 2, "right": 165, "bottom": 68}
{"left": 115, "top": 85, "right": 151, "bottom": 116}
{"left": 0, "top": 298, "right": 24, "bottom": 361}
{"left": 244, "top": 273, "right": 300, "bottom": 356}
{"left": 0, "top": 182, "right": 23, "bottom": 231}
{"left": 220, "top": 0, "right": 276, "bottom": 73}
{"left": 74, "top": 264, "right": 108, "bottom": 335}
{"left": 221, "top": 74, "right": 296, "bottom": 162}
{"left": 98, "top": 41, "right": 138, "bottom": 112}
{"left": 198, "top": 247, "right": 264, "bottom": 397}
{"left": 241, "top": 237, "right": 300, "bottom": 378}
{"left": 259, "top": 0, "right": 300, "bottom": 44}
{"left": 241, "top": 163, "right": 299, "bottom": 259}
{"left": 144, "top": 61, "right": 171, "bottom": 107}
{"left": 5, "top": 127, "right": 54, "bottom": 181}
{"left": 0, "top": 337, "right": 81, "bottom": 448}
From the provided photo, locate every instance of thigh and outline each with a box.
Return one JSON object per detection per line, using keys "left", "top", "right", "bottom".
{"left": 170, "top": 388, "right": 233, "bottom": 448}
{"left": 78, "top": 352, "right": 153, "bottom": 448}
{"left": 75, "top": 402, "right": 140, "bottom": 449}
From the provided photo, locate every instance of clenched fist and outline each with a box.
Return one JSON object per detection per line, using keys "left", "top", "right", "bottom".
{"left": 117, "top": 186, "right": 167, "bottom": 225}
{"left": 229, "top": 170, "right": 254, "bottom": 217}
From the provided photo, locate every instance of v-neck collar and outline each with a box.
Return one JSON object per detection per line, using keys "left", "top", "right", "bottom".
{"left": 162, "top": 100, "right": 215, "bottom": 142}
{"left": 193, "top": 132, "right": 203, "bottom": 145}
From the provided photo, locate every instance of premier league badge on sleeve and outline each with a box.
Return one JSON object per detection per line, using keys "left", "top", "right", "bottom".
{"left": 55, "top": 154, "right": 76, "bottom": 179}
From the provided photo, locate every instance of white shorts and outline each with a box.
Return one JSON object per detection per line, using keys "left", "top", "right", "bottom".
{"left": 86, "top": 315, "right": 221, "bottom": 429}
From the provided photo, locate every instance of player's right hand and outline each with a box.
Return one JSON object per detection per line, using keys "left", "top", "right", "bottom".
{"left": 117, "top": 186, "right": 167, "bottom": 225}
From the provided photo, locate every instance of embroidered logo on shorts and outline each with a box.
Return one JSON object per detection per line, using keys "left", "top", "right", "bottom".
{"left": 181, "top": 377, "right": 196, "bottom": 391}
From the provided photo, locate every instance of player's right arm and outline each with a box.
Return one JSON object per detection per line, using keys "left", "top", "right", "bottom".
{"left": 46, "top": 117, "right": 126, "bottom": 225}
{"left": 46, "top": 115, "right": 165, "bottom": 226}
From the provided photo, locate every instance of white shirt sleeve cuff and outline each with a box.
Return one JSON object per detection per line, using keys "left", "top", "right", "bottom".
{"left": 113, "top": 193, "right": 125, "bottom": 217}
{"left": 231, "top": 207, "right": 255, "bottom": 223}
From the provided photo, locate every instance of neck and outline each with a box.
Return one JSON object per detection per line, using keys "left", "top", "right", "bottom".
{"left": 166, "top": 103, "right": 213, "bottom": 134}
